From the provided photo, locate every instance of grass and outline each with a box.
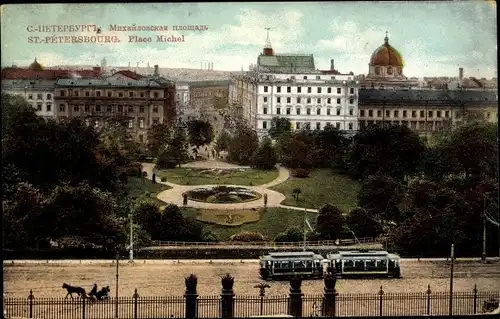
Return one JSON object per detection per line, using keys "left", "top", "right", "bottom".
{"left": 269, "top": 169, "right": 361, "bottom": 212}
{"left": 194, "top": 209, "right": 262, "bottom": 226}
{"left": 123, "top": 177, "right": 171, "bottom": 205}
{"left": 154, "top": 167, "right": 279, "bottom": 186}
{"left": 182, "top": 207, "right": 318, "bottom": 241}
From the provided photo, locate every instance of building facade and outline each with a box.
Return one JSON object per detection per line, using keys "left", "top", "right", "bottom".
{"left": 54, "top": 77, "right": 176, "bottom": 144}
{"left": 229, "top": 33, "right": 360, "bottom": 137}
{"left": 2, "top": 79, "right": 57, "bottom": 119}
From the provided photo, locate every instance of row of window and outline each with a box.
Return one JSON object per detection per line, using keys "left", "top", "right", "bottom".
{"left": 360, "top": 120, "right": 450, "bottom": 131}
{"left": 263, "top": 97, "right": 356, "bottom": 105}
{"left": 261, "top": 121, "right": 354, "bottom": 130}
{"left": 263, "top": 86, "right": 356, "bottom": 94}
{"left": 58, "top": 104, "right": 160, "bottom": 113}
{"left": 27, "top": 93, "right": 52, "bottom": 100}
{"left": 34, "top": 103, "right": 52, "bottom": 112}
{"left": 263, "top": 107, "right": 355, "bottom": 116}
{"left": 360, "top": 109, "right": 451, "bottom": 119}
{"left": 59, "top": 90, "right": 161, "bottom": 98}
{"left": 84, "top": 118, "right": 158, "bottom": 129}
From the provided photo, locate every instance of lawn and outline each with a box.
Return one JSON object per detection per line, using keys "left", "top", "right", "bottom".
{"left": 154, "top": 167, "right": 279, "bottom": 186}
{"left": 122, "top": 177, "right": 171, "bottom": 205}
{"left": 182, "top": 207, "right": 318, "bottom": 241}
{"left": 269, "top": 169, "right": 361, "bottom": 212}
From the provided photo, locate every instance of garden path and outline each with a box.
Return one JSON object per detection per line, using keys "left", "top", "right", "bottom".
{"left": 140, "top": 162, "right": 319, "bottom": 212}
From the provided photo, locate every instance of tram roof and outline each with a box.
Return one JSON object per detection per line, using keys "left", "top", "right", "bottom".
{"left": 327, "top": 250, "right": 400, "bottom": 259}
{"left": 262, "top": 251, "right": 323, "bottom": 260}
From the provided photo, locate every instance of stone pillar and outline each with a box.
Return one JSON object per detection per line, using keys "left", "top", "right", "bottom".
{"left": 288, "top": 276, "right": 303, "bottom": 318}
{"left": 220, "top": 273, "right": 235, "bottom": 319}
{"left": 184, "top": 274, "right": 198, "bottom": 319}
{"left": 322, "top": 273, "right": 338, "bottom": 317}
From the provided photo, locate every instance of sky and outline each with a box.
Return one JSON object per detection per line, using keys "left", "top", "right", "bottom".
{"left": 1, "top": 2, "right": 497, "bottom": 78}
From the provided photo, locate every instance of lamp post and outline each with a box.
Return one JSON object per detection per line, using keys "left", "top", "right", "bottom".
{"left": 129, "top": 212, "right": 134, "bottom": 263}
{"left": 115, "top": 252, "right": 119, "bottom": 319}
{"left": 254, "top": 283, "right": 271, "bottom": 316}
{"left": 449, "top": 243, "right": 454, "bottom": 316}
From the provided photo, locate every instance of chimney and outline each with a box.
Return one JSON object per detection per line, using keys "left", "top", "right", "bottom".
{"left": 330, "top": 59, "right": 335, "bottom": 71}
{"left": 154, "top": 65, "right": 159, "bottom": 76}
{"left": 459, "top": 67, "right": 464, "bottom": 82}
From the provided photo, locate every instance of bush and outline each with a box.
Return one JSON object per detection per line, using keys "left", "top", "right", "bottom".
{"left": 230, "top": 231, "right": 266, "bottom": 242}
{"left": 275, "top": 226, "right": 303, "bottom": 242}
{"left": 292, "top": 168, "right": 310, "bottom": 178}
{"left": 125, "top": 162, "right": 142, "bottom": 176}
{"left": 160, "top": 177, "right": 167, "bottom": 182}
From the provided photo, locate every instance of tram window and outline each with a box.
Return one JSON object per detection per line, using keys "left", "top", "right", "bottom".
{"left": 287, "top": 261, "right": 293, "bottom": 268}
{"left": 366, "top": 260, "right": 376, "bottom": 269}
{"left": 275, "top": 261, "right": 282, "bottom": 268}
{"left": 378, "top": 260, "right": 387, "bottom": 269}
{"left": 305, "top": 261, "right": 312, "bottom": 268}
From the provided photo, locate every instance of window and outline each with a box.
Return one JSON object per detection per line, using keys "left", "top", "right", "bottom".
{"left": 297, "top": 97, "right": 301, "bottom": 103}
{"left": 118, "top": 105, "right": 123, "bottom": 112}
{"left": 348, "top": 123, "right": 353, "bottom": 130}
{"left": 139, "top": 119, "right": 144, "bottom": 128}
{"left": 316, "top": 76, "right": 320, "bottom": 80}
{"left": 287, "top": 97, "right": 291, "bottom": 103}
{"left": 437, "top": 110, "right": 441, "bottom": 118}
{"left": 73, "top": 106, "right": 79, "bottom": 112}
{"left": 28, "top": 94, "right": 33, "bottom": 99}
{"left": 349, "top": 98, "right": 354, "bottom": 104}
{"left": 264, "top": 86, "right": 268, "bottom": 93}
{"left": 336, "top": 108, "right": 341, "bottom": 115}
{"left": 139, "top": 135, "right": 144, "bottom": 143}
{"left": 74, "top": 91, "right": 79, "bottom": 97}
{"left": 263, "top": 121, "right": 268, "bottom": 129}
{"left": 153, "top": 106, "right": 159, "bottom": 113}
{"left": 277, "top": 87, "right": 281, "bottom": 93}
{"left": 303, "top": 76, "right": 307, "bottom": 80}
{"left": 317, "top": 87, "right": 322, "bottom": 93}
{"left": 306, "top": 108, "right": 311, "bottom": 115}
{"left": 307, "top": 98, "right": 311, "bottom": 104}
{"left": 317, "top": 98, "right": 321, "bottom": 104}
{"left": 107, "top": 105, "right": 112, "bottom": 112}
{"left": 327, "top": 109, "right": 331, "bottom": 115}
{"left": 336, "top": 98, "right": 341, "bottom": 104}
{"left": 336, "top": 122, "right": 341, "bottom": 129}
{"left": 96, "top": 91, "right": 101, "bottom": 97}
{"left": 264, "top": 97, "right": 268, "bottom": 103}
{"left": 46, "top": 94, "right": 52, "bottom": 99}
{"left": 36, "top": 103, "right": 42, "bottom": 111}
{"left": 263, "top": 108, "right": 268, "bottom": 115}
{"left": 85, "top": 91, "right": 90, "bottom": 97}
{"left": 394, "top": 110, "right": 399, "bottom": 118}
{"left": 85, "top": 105, "right": 90, "bottom": 112}
{"left": 420, "top": 110, "right": 425, "bottom": 117}
{"left": 386, "top": 110, "right": 390, "bottom": 117}
{"left": 360, "top": 110, "right": 365, "bottom": 117}
{"left": 276, "top": 107, "right": 281, "bottom": 115}
{"left": 428, "top": 110, "right": 433, "bottom": 118}
{"left": 350, "top": 88, "right": 354, "bottom": 94}
{"left": 96, "top": 105, "right": 101, "bottom": 112}
{"left": 445, "top": 111, "right": 449, "bottom": 117}
{"left": 316, "top": 122, "right": 321, "bottom": 130}
{"left": 296, "top": 122, "right": 301, "bottom": 129}
{"left": 327, "top": 98, "right": 331, "bottom": 104}
{"left": 286, "top": 108, "right": 291, "bottom": 115}
{"left": 46, "top": 103, "right": 52, "bottom": 111}
{"left": 128, "top": 120, "right": 133, "bottom": 128}
{"left": 337, "top": 88, "right": 341, "bottom": 94}
{"left": 128, "top": 106, "right": 134, "bottom": 112}
{"left": 307, "top": 87, "right": 312, "bottom": 93}
{"left": 296, "top": 108, "right": 301, "bottom": 115}
{"left": 140, "top": 92, "right": 145, "bottom": 98}
{"left": 107, "top": 92, "right": 112, "bottom": 97}
{"left": 117, "top": 92, "right": 123, "bottom": 98}
{"left": 153, "top": 92, "right": 159, "bottom": 98}
{"left": 349, "top": 109, "right": 354, "bottom": 116}
{"left": 377, "top": 110, "right": 382, "bottom": 117}
{"left": 129, "top": 92, "right": 134, "bottom": 98}
{"left": 287, "top": 87, "right": 291, "bottom": 93}
{"left": 297, "top": 87, "right": 301, "bottom": 93}
{"left": 59, "top": 104, "right": 65, "bottom": 112}
{"left": 412, "top": 111, "right": 416, "bottom": 118}
{"left": 139, "top": 106, "right": 145, "bottom": 113}
{"left": 59, "top": 91, "right": 65, "bottom": 97}
{"left": 403, "top": 110, "right": 407, "bottom": 118}
{"left": 317, "top": 108, "right": 321, "bottom": 115}
{"left": 486, "top": 112, "right": 491, "bottom": 119}
{"left": 153, "top": 118, "right": 159, "bottom": 125}
{"left": 327, "top": 88, "right": 332, "bottom": 93}
{"left": 368, "top": 110, "right": 373, "bottom": 117}
{"left": 37, "top": 94, "right": 42, "bottom": 100}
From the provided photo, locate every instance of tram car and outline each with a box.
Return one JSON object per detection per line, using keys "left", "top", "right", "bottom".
{"left": 259, "top": 251, "right": 324, "bottom": 280}
{"left": 326, "top": 250, "right": 401, "bottom": 278}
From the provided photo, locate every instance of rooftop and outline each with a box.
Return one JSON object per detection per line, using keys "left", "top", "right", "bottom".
{"left": 257, "top": 54, "right": 316, "bottom": 73}
{"left": 55, "top": 78, "right": 166, "bottom": 87}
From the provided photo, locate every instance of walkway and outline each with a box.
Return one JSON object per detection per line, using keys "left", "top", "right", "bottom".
{"left": 141, "top": 162, "right": 319, "bottom": 212}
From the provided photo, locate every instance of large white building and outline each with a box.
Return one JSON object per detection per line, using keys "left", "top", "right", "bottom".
{"left": 2, "top": 79, "right": 57, "bottom": 119}
{"left": 229, "top": 32, "right": 360, "bottom": 137}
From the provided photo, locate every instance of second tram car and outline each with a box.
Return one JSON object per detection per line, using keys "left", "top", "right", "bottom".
{"left": 259, "top": 251, "right": 324, "bottom": 280}
{"left": 326, "top": 250, "right": 401, "bottom": 278}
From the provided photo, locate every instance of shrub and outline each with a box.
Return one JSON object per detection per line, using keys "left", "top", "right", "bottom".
{"left": 230, "top": 231, "right": 266, "bottom": 242}
{"left": 160, "top": 177, "right": 167, "bottom": 182}
{"left": 292, "top": 168, "right": 310, "bottom": 178}
{"left": 125, "top": 162, "right": 143, "bottom": 176}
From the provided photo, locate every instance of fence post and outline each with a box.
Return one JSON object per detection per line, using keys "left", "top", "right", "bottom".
{"left": 426, "top": 285, "right": 431, "bottom": 316}
{"left": 378, "top": 286, "right": 384, "bottom": 317}
{"left": 82, "top": 293, "right": 85, "bottom": 319}
{"left": 184, "top": 274, "right": 199, "bottom": 319}
{"left": 288, "top": 276, "right": 303, "bottom": 318}
{"left": 133, "top": 289, "right": 139, "bottom": 319}
{"left": 322, "top": 273, "right": 337, "bottom": 317}
{"left": 28, "top": 290, "right": 34, "bottom": 319}
{"left": 220, "top": 274, "right": 235, "bottom": 319}
{"left": 473, "top": 284, "right": 478, "bottom": 315}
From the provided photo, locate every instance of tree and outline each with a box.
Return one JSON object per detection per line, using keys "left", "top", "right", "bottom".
{"left": 347, "top": 124, "right": 425, "bottom": 180}
{"left": 251, "top": 136, "right": 277, "bottom": 170}
{"left": 280, "top": 131, "right": 315, "bottom": 172}
{"left": 228, "top": 125, "right": 259, "bottom": 165}
{"left": 146, "top": 122, "right": 170, "bottom": 157}
{"left": 154, "top": 204, "right": 205, "bottom": 241}
{"left": 316, "top": 204, "right": 346, "bottom": 240}
{"left": 268, "top": 117, "right": 292, "bottom": 140}
{"left": 156, "top": 123, "right": 189, "bottom": 168}
{"left": 214, "top": 130, "right": 232, "bottom": 154}
{"left": 275, "top": 226, "right": 303, "bottom": 242}
{"left": 186, "top": 119, "right": 214, "bottom": 158}
{"left": 346, "top": 208, "right": 382, "bottom": 238}
{"left": 131, "top": 198, "right": 161, "bottom": 236}
{"left": 310, "top": 124, "right": 347, "bottom": 168}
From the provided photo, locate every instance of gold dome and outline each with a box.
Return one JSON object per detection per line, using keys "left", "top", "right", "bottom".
{"left": 28, "top": 58, "right": 43, "bottom": 71}
{"left": 370, "top": 34, "right": 404, "bottom": 67}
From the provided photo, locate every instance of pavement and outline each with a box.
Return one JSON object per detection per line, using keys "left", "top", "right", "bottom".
{"left": 141, "top": 161, "right": 319, "bottom": 212}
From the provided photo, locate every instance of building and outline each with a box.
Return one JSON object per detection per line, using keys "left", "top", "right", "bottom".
{"left": 175, "top": 82, "right": 190, "bottom": 121}
{"left": 229, "top": 30, "right": 360, "bottom": 137}
{"left": 53, "top": 75, "right": 176, "bottom": 144}
{"left": 358, "top": 89, "right": 498, "bottom": 135}
{"left": 359, "top": 32, "right": 419, "bottom": 90}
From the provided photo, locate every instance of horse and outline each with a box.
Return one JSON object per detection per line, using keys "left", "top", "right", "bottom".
{"left": 62, "top": 283, "right": 86, "bottom": 299}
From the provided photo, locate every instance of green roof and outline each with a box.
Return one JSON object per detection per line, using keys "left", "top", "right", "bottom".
{"left": 257, "top": 54, "right": 315, "bottom": 73}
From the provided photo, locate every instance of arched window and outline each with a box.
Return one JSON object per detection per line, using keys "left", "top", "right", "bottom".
{"left": 375, "top": 67, "right": 381, "bottom": 75}
{"left": 387, "top": 67, "right": 393, "bottom": 75}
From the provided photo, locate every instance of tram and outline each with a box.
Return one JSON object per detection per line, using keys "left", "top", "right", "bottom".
{"left": 259, "top": 251, "right": 324, "bottom": 280}
{"left": 326, "top": 250, "right": 401, "bottom": 278}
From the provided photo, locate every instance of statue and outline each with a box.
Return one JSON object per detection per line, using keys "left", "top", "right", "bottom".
{"left": 221, "top": 273, "right": 234, "bottom": 292}
{"left": 185, "top": 274, "right": 198, "bottom": 295}
{"left": 289, "top": 276, "right": 302, "bottom": 293}
{"left": 324, "top": 273, "right": 337, "bottom": 291}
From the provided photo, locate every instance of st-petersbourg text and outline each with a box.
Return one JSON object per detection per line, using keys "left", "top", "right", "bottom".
{"left": 28, "top": 35, "right": 120, "bottom": 44}
{"left": 26, "top": 25, "right": 98, "bottom": 32}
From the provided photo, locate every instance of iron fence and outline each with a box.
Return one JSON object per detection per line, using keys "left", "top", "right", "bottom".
{"left": 4, "top": 287, "right": 499, "bottom": 318}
